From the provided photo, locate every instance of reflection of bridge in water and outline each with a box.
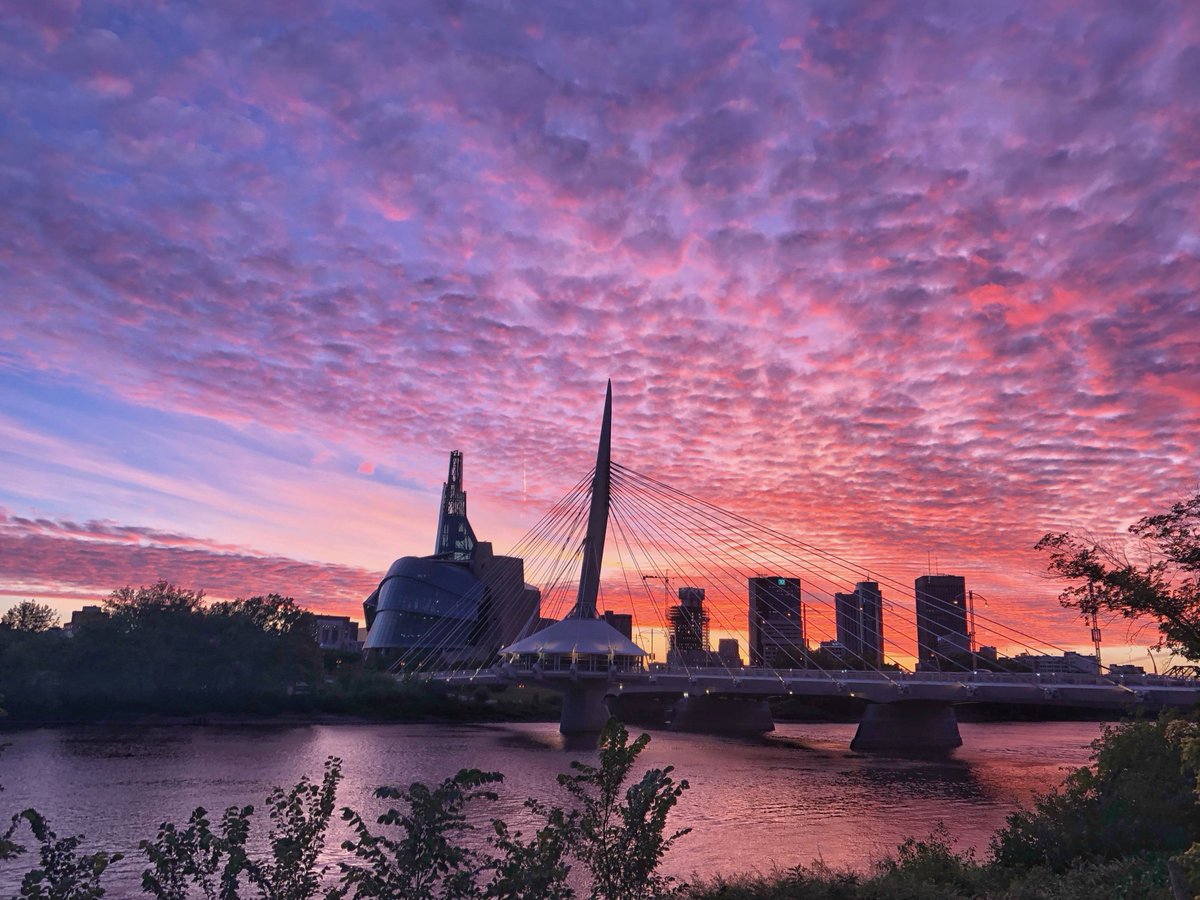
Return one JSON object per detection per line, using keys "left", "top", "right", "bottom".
{"left": 403, "top": 382, "right": 1199, "bottom": 752}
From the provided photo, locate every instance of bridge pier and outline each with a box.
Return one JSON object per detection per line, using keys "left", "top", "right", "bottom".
{"left": 851, "top": 701, "right": 962, "bottom": 754}
{"left": 671, "top": 695, "right": 775, "bottom": 734}
{"left": 559, "top": 682, "right": 613, "bottom": 734}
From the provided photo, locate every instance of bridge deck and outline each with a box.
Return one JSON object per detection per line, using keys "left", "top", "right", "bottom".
{"left": 431, "top": 665, "right": 1200, "bottom": 710}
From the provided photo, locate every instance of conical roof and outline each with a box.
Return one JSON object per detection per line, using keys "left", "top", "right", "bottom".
{"left": 500, "top": 617, "right": 647, "bottom": 657}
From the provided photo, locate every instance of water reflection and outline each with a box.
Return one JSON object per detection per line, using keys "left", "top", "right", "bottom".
{"left": 834, "top": 758, "right": 994, "bottom": 802}
{"left": 0, "top": 720, "right": 1101, "bottom": 892}
{"left": 61, "top": 727, "right": 190, "bottom": 760}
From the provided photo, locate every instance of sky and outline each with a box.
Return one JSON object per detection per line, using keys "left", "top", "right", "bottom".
{"left": 1, "top": 0, "right": 1198, "bottom": 668}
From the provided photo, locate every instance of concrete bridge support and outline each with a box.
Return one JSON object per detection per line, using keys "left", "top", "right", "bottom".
{"left": 559, "top": 682, "right": 614, "bottom": 734}
{"left": 851, "top": 701, "right": 962, "bottom": 754}
{"left": 670, "top": 695, "right": 775, "bottom": 734}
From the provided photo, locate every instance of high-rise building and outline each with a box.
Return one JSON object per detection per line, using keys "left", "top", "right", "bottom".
{"left": 748, "top": 576, "right": 806, "bottom": 668}
{"left": 667, "top": 587, "right": 710, "bottom": 667}
{"left": 834, "top": 581, "right": 885, "bottom": 667}
{"left": 914, "top": 574, "right": 968, "bottom": 667}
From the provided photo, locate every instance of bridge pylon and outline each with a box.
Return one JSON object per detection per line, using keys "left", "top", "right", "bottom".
{"left": 850, "top": 701, "right": 962, "bottom": 753}
{"left": 498, "top": 381, "right": 649, "bottom": 734}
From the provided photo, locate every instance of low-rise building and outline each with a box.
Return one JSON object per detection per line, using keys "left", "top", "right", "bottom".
{"left": 314, "top": 615, "right": 361, "bottom": 652}
{"left": 1010, "top": 651, "right": 1099, "bottom": 675}
{"left": 63, "top": 605, "right": 106, "bottom": 638}
{"left": 717, "top": 638, "right": 742, "bottom": 668}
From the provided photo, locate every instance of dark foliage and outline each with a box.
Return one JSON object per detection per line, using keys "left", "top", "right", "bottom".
{"left": 0, "top": 602, "right": 59, "bottom": 633}
{"left": 0, "top": 584, "right": 323, "bottom": 720}
{"left": 1037, "top": 491, "right": 1200, "bottom": 659}
{"left": 991, "top": 716, "right": 1200, "bottom": 871}
{"left": 6, "top": 809, "right": 122, "bottom": 899}
{"left": 558, "top": 719, "right": 690, "bottom": 900}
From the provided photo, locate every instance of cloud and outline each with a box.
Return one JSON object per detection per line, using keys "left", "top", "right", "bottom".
{"left": 0, "top": 510, "right": 376, "bottom": 616}
{"left": 0, "top": 0, "right": 1197, "bottom": 657}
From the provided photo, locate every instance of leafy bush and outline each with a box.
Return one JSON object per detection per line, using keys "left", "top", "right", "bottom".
{"left": 559, "top": 719, "right": 690, "bottom": 900}
{"left": 6, "top": 809, "right": 122, "bottom": 899}
{"left": 139, "top": 757, "right": 341, "bottom": 900}
{"left": 333, "top": 768, "right": 505, "bottom": 899}
{"left": 332, "top": 719, "right": 688, "bottom": 900}
{"left": 991, "top": 716, "right": 1200, "bottom": 871}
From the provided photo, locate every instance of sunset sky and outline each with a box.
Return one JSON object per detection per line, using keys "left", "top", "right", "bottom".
{"left": 2, "top": 1, "right": 1198, "bottom": 668}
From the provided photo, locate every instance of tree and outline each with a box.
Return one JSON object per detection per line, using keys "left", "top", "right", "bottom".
{"left": 1, "top": 601, "right": 59, "bottom": 633}
{"left": 558, "top": 719, "right": 690, "bottom": 900}
{"left": 207, "top": 595, "right": 311, "bottom": 636}
{"left": 1037, "top": 491, "right": 1200, "bottom": 660}
{"left": 334, "top": 768, "right": 504, "bottom": 899}
{"left": 991, "top": 715, "right": 1200, "bottom": 871}
{"left": 105, "top": 581, "right": 205, "bottom": 624}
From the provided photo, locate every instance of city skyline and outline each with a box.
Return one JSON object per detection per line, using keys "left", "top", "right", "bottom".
{"left": 2, "top": 2, "right": 1199, "bottom": 671}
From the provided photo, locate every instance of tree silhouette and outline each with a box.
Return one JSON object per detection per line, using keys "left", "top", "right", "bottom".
{"left": 1, "top": 601, "right": 59, "bottom": 633}
{"left": 1038, "top": 491, "right": 1200, "bottom": 660}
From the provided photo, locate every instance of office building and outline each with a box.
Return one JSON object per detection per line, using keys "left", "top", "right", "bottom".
{"left": 1011, "top": 651, "right": 1099, "bottom": 675}
{"left": 314, "top": 615, "right": 361, "bottom": 652}
{"left": 748, "top": 576, "right": 806, "bottom": 668}
{"left": 834, "top": 580, "right": 885, "bottom": 667}
{"left": 914, "top": 574, "right": 968, "bottom": 667}
{"left": 667, "top": 587, "right": 710, "bottom": 667}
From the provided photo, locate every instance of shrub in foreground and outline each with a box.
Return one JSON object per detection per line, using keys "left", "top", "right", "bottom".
{"left": 1, "top": 720, "right": 689, "bottom": 900}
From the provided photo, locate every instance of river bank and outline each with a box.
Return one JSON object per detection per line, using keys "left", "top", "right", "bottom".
{"left": 0, "top": 681, "right": 564, "bottom": 729}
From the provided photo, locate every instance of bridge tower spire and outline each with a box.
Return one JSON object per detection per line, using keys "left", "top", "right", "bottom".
{"left": 570, "top": 379, "right": 612, "bottom": 619}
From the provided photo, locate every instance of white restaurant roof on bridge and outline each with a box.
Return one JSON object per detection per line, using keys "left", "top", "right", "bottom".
{"left": 500, "top": 617, "right": 647, "bottom": 657}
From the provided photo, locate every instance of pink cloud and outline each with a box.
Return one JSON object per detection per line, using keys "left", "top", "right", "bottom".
{"left": 0, "top": 0, "right": 1196, "bottom": 660}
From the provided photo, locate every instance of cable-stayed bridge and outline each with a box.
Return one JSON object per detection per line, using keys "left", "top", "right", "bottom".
{"left": 394, "top": 383, "right": 1199, "bottom": 752}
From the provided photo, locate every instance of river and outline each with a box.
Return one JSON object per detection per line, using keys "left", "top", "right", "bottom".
{"left": 0, "top": 720, "right": 1102, "bottom": 893}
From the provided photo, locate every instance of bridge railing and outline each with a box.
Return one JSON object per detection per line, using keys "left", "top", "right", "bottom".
{"left": 641, "top": 665, "right": 1197, "bottom": 689}
{"left": 503, "top": 653, "right": 647, "bottom": 675}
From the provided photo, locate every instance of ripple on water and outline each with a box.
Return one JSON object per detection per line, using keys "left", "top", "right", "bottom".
{"left": 0, "top": 720, "right": 1103, "bottom": 890}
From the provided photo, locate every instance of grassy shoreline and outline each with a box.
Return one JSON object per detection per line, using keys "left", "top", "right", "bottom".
{"left": 0, "top": 681, "right": 564, "bottom": 729}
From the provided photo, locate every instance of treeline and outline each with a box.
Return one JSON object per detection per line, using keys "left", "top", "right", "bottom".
{"left": 0, "top": 583, "right": 323, "bottom": 719}
{"left": 0, "top": 582, "right": 557, "bottom": 723}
